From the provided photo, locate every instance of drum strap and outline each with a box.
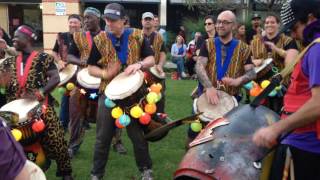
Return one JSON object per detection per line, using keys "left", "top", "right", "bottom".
{"left": 16, "top": 51, "right": 38, "bottom": 92}
{"left": 251, "top": 38, "right": 320, "bottom": 107}
{"left": 85, "top": 31, "right": 93, "bottom": 50}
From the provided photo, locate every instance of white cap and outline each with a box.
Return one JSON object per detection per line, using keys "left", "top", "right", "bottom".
{"left": 142, "top": 12, "right": 154, "bottom": 19}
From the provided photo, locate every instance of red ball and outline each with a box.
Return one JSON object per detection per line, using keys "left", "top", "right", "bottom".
{"left": 139, "top": 113, "right": 151, "bottom": 125}
{"left": 115, "top": 118, "right": 125, "bottom": 128}
{"left": 32, "top": 119, "right": 46, "bottom": 133}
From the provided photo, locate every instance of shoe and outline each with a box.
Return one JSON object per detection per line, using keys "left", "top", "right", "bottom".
{"left": 112, "top": 143, "right": 127, "bottom": 155}
{"left": 91, "top": 175, "right": 102, "bottom": 180}
{"left": 181, "top": 72, "right": 187, "bottom": 78}
{"left": 141, "top": 169, "right": 153, "bottom": 180}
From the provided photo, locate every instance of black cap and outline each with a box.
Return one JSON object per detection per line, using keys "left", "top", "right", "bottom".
{"left": 281, "top": 0, "right": 320, "bottom": 32}
{"left": 251, "top": 13, "right": 261, "bottom": 20}
{"left": 103, "top": 3, "right": 125, "bottom": 20}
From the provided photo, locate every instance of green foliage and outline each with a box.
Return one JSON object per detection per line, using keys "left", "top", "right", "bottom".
{"left": 46, "top": 79, "right": 198, "bottom": 180}
{"left": 181, "top": 17, "right": 206, "bottom": 43}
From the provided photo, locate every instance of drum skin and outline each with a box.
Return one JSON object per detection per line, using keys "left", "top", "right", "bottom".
{"left": 174, "top": 104, "right": 279, "bottom": 180}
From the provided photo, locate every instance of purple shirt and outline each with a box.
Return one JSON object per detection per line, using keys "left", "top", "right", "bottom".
{"left": 0, "top": 119, "right": 27, "bottom": 180}
{"left": 282, "top": 32, "right": 320, "bottom": 154}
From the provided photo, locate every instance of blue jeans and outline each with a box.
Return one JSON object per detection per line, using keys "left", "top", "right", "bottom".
{"left": 59, "top": 94, "right": 69, "bottom": 130}
{"left": 172, "top": 57, "right": 185, "bottom": 77}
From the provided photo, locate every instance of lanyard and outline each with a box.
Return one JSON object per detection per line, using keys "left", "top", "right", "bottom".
{"left": 108, "top": 28, "right": 133, "bottom": 65}
{"left": 16, "top": 51, "right": 38, "bottom": 90}
{"left": 85, "top": 31, "right": 93, "bottom": 50}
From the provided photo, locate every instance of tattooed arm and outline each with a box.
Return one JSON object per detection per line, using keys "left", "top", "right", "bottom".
{"left": 196, "top": 56, "right": 219, "bottom": 105}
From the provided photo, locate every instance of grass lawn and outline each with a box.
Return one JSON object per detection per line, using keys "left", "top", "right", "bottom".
{"left": 46, "top": 78, "right": 197, "bottom": 180}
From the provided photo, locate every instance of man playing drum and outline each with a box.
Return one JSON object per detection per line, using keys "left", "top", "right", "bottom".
{"left": 253, "top": 0, "right": 320, "bottom": 179}
{"left": 141, "top": 12, "right": 167, "bottom": 114}
{"left": 190, "top": 11, "right": 255, "bottom": 143}
{"left": 250, "top": 14, "right": 299, "bottom": 114}
{"left": 67, "top": 7, "right": 103, "bottom": 157}
{"left": 52, "top": 14, "right": 82, "bottom": 130}
{"left": 87, "top": 3, "right": 155, "bottom": 180}
{"left": 0, "top": 25, "right": 73, "bottom": 179}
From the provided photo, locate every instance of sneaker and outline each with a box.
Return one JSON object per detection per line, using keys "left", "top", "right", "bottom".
{"left": 141, "top": 169, "right": 153, "bottom": 180}
{"left": 181, "top": 72, "right": 187, "bottom": 78}
{"left": 91, "top": 175, "right": 102, "bottom": 180}
{"left": 112, "top": 142, "right": 127, "bottom": 155}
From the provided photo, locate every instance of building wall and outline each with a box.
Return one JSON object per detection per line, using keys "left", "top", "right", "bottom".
{"left": 42, "top": 0, "right": 81, "bottom": 53}
{"left": 0, "top": 4, "right": 9, "bottom": 32}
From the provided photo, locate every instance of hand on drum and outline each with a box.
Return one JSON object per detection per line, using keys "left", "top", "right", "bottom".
{"left": 20, "top": 90, "right": 44, "bottom": 102}
{"left": 124, "top": 63, "right": 142, "bottom": 75}
{"left": 264, "top": 41, "right": 276, "bottom": 50}
{"left": 57, "top": 60, "right": 66, "bottom": 70}
{"left": 222, "top": 77, "right": 242, "bottom": 87}
{"left": 205, "top": 87, "right": 219, "bottom": 105}
{"left": 155, "top": 64, "right": 165, "bottom": 77}
{"left": 252, "top": 58, "right": 263, "bottom": 67}
{"left": 252, "top": 126, "right": 280, "bottom": 148}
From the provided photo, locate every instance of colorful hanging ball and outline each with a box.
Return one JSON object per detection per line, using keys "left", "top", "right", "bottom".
{"left": 139, "top": 113, "right": 151, "bottom": 125}
{"left": 155, "top": 93, "right": 162, "bottom": 103}
{"left": 11, "top": 129, "right": 22, "bottom": 141}
{"left": 130, "top": 105, "right": 144, "bottom": 119}
{"left": 244, "top": 81, "right": 253, "bottom": 90}
{"left": 150, "top": 83, "right": 162, "bottom": 93}
{"left": 144, "top": 103, "right": 157, "bottom": 114}
{"left": 105, "top": 98, "right": 116, "bottom": 108}
{"left": 115, "top": 118, "right": 125, "bottom": 128}
{"left": 32, "top": 119, "right": 46, "bottom": 133}
{"left": 261, "top": 80, "right": 271, "bottom": 89}
{"left": 268, "top": 90, "right": 277, "bottom": 97}
{"left": 275, "top": 85, "right": 282, "bottom": 91}
{"left": 111, "top": 107, "right": 123, "bottom": 119}
{"left": 250, "top": 86, "right": 262, "bottom": 97}
{"left": 66, "top": 82, "right": 75, "bottom": 91}
{"left": 119, "top": 114, "right": 131, "bottom": 127}
{"left": 58, "top": 87, "right": 66, "bottom": 95}
{"left": 191, "top": 122, "right": 202, "bottom": 132}
{"left": 146, "top": 92, "right": 158, "bottom": 104}
{"left": 0, "top": 87, "right": 5, "bottom": 94}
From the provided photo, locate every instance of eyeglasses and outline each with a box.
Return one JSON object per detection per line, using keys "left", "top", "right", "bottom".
{"left": 216, "top": 20, "right": 233, "bottom": 26}
{"left": 204, "top": 22, "right": 214, "bottom": 26}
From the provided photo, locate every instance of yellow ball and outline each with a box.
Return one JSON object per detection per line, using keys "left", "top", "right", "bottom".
{"left": 130, "top": 105, "right": 144, "bottom": 119}
{"left": 111, "top": 107, "right": 123, "bottom": 119}
{"left": 11, "top": 129, "right": 22, "bottom": 141}
{"left": 260, "top": 80, "right": 271, "bottom": 89}
{"left": 66, "top": 82, "right": 75, "bottom": 91}
{"left": 146, "top": 92, "right": 158, "bottom": 104}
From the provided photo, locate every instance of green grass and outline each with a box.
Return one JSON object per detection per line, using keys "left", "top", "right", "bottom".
{"left": 46, "top": 78, "right": 197, "bottom": 180}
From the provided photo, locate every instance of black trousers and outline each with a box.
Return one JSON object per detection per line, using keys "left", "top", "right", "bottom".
{"left": 91, "top": 95, "right": 152, "bottom": 178}
{"left": 269, "top": 144, "right": 320, "bottom": 180}
{"left": 185, "top": 59, "right": 196, "bottom": 76}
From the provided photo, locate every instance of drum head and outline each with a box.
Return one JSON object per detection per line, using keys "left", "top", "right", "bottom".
{"left": 0, "top": 99, "right": 39, "bottom": 122}
{"left": 149, "top": 66, "right": 165, "bottom": 79}
{"left": 77, "top": 68, "right": 101, "bottom": 89}
{"left": 195, "top": 91, "right": 238, "bottom": 122}
{"left": 58, "top": 64, "right": 77, "bottom": 86}
{"left": 254, "top": 58, "right": 273, "bottom": 74}
{"left": 105, "top": 71, "right": 144, "bottom": 100}
{"left": 25, "top": 160, "right": 46, "bottom": 180}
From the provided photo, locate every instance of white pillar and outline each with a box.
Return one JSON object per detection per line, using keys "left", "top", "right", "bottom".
{"left": 159, "top": 0, "right": 167, "bottom": 29}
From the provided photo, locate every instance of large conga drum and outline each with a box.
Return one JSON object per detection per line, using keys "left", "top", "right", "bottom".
{"left": 77, "top": 67, "right": 101, "bottom": 101}
{"left": 193, "top": 90, "right": 238, "bottom": 122}
{"left": 0, "top": 99, "right": 49, "bottom": 170}
{"left": 25, "top": 160, "right": 47, "bottom": 180}
{"left": 174, "top": 104, "right": 279, "bottom": 180}
{"left": 58, "top": 64, "right": 77, "bottom": 87}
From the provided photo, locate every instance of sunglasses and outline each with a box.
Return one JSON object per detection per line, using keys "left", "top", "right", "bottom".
{"left": 204, "top": 22, "right": 214, "bottom": 26}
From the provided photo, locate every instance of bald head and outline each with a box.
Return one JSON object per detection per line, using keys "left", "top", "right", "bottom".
{"left": 218, "top": 10, "right": 236, "bottom": 23}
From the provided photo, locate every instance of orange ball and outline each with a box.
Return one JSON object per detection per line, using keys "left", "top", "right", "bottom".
{"left": 150, "top": 83, "right": 162, "bottom": 93}
{"left": 115, "top": 118, "right": 125, "bottom": 128}
{"left": 250, "top": 87, "right": 263, "bottom": 97}
{"left": 144, "top": 103, "right": 157, "bottom": 114}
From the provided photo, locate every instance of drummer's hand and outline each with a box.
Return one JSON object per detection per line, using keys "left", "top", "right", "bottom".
{"left": 252, "top": 58, "right": 263, "bottom": 67}
{"left": 222, "top": 77, "right": 242, "bottom": 87}
{"left": 155, "top": 64, "right": 165, "bottom": 77}
{"left": 264, "top": 41, "right": 276, "bottom": 50}
{"left": 0, "top": 39, "right": 7, "bottom": 49}
{"left": 57, "top": 60, "right": 66, "bottom": 70}
{"left": 124, "top": 63, "right": 141, "bottom": 75}
{"left": 252, "top": 126, "right": 280, "bottom": 148}
{"left": 206, "top": 87, "right": 219, "bottom": 105}
{"left": 20, "top": 91, "right": 37, "bottom": 100}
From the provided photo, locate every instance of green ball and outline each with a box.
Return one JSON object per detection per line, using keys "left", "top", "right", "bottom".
{"left": 58, "top": 87, "right": 66, "bottom": 95}
{"left": 0, "top": 88, "right": 6, "bottom": 95}
{"left": 191, "top": 122, "right": 202, "bottom": 132}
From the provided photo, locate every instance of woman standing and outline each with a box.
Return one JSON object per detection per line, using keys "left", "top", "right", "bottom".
{"left": 171, "top": 35, "right": 187, "bottom": 79}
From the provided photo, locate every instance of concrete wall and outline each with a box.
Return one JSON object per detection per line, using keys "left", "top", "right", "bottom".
{"left": 42, "top": 0, "right": 81, "bottom": 53}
